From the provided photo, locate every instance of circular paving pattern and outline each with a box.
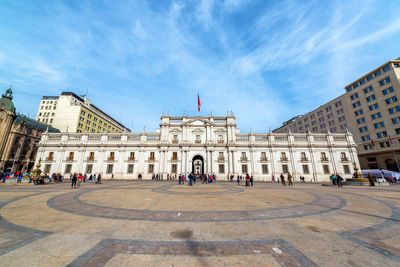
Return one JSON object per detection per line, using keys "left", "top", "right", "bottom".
{"left": 47, "top": 184, "right": 346, "bottom": 222}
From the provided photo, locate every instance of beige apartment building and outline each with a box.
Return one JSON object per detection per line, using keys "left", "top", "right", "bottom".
{"left": 36, "top": 92, "right": 130, "bottom": 133}
{"left": 274, "top": 58, "right": 400, "bottom": 171}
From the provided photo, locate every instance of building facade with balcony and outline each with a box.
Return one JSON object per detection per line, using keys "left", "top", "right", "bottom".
{"left": 35, "top": 113, "right": 359, "bottom": 181}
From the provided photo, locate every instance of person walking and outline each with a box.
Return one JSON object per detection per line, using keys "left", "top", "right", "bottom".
{"left": 97, "top": 173, "right": 102, "bottom": 184}
{"left": 250, "top": 175, "right": 254, "bottom": 187}
{"left": 89, "top": 174, "right": 93, "bottom": 183}
{"left": 237, "top": 175, "right": 240, "bottom": 186}
{"left": 71, "top": 173, "right": 77, "bottom": 188}
{"left": 77, "top": 173, "right": 83, "bottom": 187}
{"left": 336, "top": 173, "right": 344, "bottom": 188}
{"left": 280, "top": 173, "right": 286, "bottom": 186}
{"left": 287, "top": 172, "right": 293, "bottom": 186}
{"left": 83, "top": 173, "right": 87, "bottom": 183}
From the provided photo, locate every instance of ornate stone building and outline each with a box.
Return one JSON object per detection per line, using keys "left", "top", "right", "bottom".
{"left": 0, "top": 88, "right": 59, "bottom": 173}
{"left": 35, "top": 113, "right": 359, "bottom": 181}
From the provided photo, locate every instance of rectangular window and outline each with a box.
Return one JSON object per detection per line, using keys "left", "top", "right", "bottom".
{"left": 375, "top": 70, "right": 381, "bottom": 77}
{"left": 241, "top": 152, "right": 247, "bottom": 161}
{"left": 301, "top": 152, "right": 307, "bottom": 161}
{"left": 89, "top": 152, "right": 94, "bottom": 161}
{"left": 241, "top": 164, "right": 248, "bottom": 174}
{"left": 173, "top": 135, "right": 178, "bottom": 143}
{"left": 219, "top": 164, "right": 225, "bottom": 173}
{"left": 262, "top": 164, "right": 268, "bottom": 174}
{"left": 149, "top": 152, "right": 155, "bottom": 160}
{"left": 367, "top": 75, "right": 373, "bottom": 81}
{"left": 129, "top": 152, "right": 135, "bottom": 160}
{"left": 302, "top": 164, "right": 309, "bottom": 174}
{"left": 172, "top": 152, "right": 178, "bottom": 161}
{"left": 261, "top": 152, "right": 267, "bottom": 161}
{"left": 127, "top": 164, "right": 134, "bottom": 174}
{"left": 109, "top": 152, "right": 115, "bottom": 161}
{"left": 148, "top": 164, "right": 154, "bottom": 173}
{"left": 383, "top": 65, "right": 391, "bottom": 72}
{"left": 323, "top": 164, "right": 330, "bottom": 174}
{"left": 86, "top": 164, "right": 93, "bottom": 174}
{"left": 48, "top": 152, "right": 54, "bottom": 161}
{"left": 321, "top": 152, "right": 328, "bottom": 161}
{"left": 65, "top": 164, "right": 72, "bottom": 174}
{"left": 171, "top": 164, "right": 177, "bottom": 173}
{"left": 106, "top": 164, "right": 114, "bottom": 174}
{"left": 281, "top": 152, "right": 287, "bottom": 161}
{"left": 282, "top": 164, "right": 289, "bottom": 174}
{"left": 343, "top": 165, "right": 350, "bottom": 174}
{"left": 385, "top": 77, "right": 391, "bottom": 83}
{"left": 44, "top": 164, "right": 51, "bottom": 174}
{"left": 68, "top": 152, "right": 74, "bottom": 161}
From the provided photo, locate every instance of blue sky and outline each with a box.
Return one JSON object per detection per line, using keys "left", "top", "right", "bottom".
{"left": 1, "top": 0, "right": 400, "bottom": 132}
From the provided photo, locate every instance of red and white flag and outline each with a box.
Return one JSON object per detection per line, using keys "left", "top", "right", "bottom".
{"left": 389, "top": 136, "right": 393, "bottom": 144}
{"left": 197, "top": 94, "right": 201, "bottom": 112}
{"left": 371, "top": 139, "right": 375, "bottom": 147}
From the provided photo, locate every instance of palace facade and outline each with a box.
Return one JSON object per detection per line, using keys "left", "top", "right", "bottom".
{"left": 35, "top": 113, "right": 359, "bottom": 181}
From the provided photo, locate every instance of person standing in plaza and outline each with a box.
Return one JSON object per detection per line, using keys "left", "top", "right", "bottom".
{"left": 83, "top": 173, "right": 87, "bottom": 183}
{"left": 71, "top": 173, "right": 77, "bottom": 188}
{"left": 336, "top": 173, "right": 344, "bottom": 188}
{"left": 237, "top": 175, "right": 240, "bottom": 186}
{"left": 287, "top": 172, "right": 293, "bottom": 186}
{"left": 89, "top": 174, "right": 93, "bottom": 183}
{"left": 250, "top": 175, "right": 254, "bottom": 187}
{"left": 77, "top": 173, "right": 83, "bottom": 187}
{"left": 280, "top": 173, "right": 286, "bottom": 186}
{"left": 111, "top": 173, "right": 114, "bottom": 180}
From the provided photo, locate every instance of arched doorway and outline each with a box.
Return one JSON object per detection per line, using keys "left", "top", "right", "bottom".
{"left": 192, "top": 155, "right": 204, "bottom": 175}
{"left": 385, "top": 158, "right": 399, "bottom": 172}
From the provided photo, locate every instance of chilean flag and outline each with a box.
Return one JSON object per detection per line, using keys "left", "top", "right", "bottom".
{"left": 389, "top": 136, "right": 393, "bottom": 144}
{"left": 197, "top": 94, "right": 201, "bottom": 112}
{"left": 371, "top": 139, "right": 375, "bottom": 147}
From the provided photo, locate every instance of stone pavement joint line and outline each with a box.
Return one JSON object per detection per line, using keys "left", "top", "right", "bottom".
{"left": 46, "top": 186, "right": 346, "bottom": 222}
{"left": 0, "top": 193, "right": 52, "bottom": 256}
{"left": 338, "top": 192, "right": 400, "bottom": 263}
{"left": 67, "top": 239, "right": 318, "bottom": 267}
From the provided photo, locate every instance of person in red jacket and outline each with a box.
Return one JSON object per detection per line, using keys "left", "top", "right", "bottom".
{"left": 77, "top": 173, "right": 83, "bottom": 187}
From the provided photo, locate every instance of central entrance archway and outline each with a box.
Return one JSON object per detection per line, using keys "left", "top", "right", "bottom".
{"left": 192, "top": 155, "right": 204, "bottom": 175}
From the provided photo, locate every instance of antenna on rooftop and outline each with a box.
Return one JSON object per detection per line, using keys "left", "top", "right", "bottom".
{"left": 81, "top": 84, "right": 90, "bottom": 98}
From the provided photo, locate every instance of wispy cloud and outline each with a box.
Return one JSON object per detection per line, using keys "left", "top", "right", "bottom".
{"left": 0, "top": 0, "right": 399, "bottom": 131}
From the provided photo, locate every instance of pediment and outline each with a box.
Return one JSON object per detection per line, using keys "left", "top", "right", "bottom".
{"left": 170, "top": 128, "right": 182, "bottom": 133}
{"left": 187, "top": 119, "right": 207, "bottom": 126}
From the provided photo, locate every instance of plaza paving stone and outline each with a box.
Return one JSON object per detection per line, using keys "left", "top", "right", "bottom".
{"left": 0, "top": 181, "right": 399, "bottom": 266}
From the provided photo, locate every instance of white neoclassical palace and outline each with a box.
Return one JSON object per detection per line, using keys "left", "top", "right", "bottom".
{"left": 35, "top": 114, "right": 360, "bottom": 181}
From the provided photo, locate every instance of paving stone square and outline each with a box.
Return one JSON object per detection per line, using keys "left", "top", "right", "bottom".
{"left": 0, "top": 181, "right": 399, "bottom": 266}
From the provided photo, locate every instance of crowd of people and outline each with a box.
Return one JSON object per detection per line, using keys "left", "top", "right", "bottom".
{"left": 229, "top": 174, "right": 254, "bottom": 187}
{"left": 70, "top": 173, "right": 102, "bottom": 188}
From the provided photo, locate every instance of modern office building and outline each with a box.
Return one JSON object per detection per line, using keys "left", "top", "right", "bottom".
{"left": 36, "top": 92, "right": 130, "bottom": 133}
{"left": 35, "top": 113, "right": 359, "bottom": 181}
{"left": 274, "top": 58, "right": 400, "bottom": 171}
{"left": 273, "top": 94, "right": 349, "bottom": 135}
{"left": 345, "top": 58, "right": 400, "bottom": 170}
